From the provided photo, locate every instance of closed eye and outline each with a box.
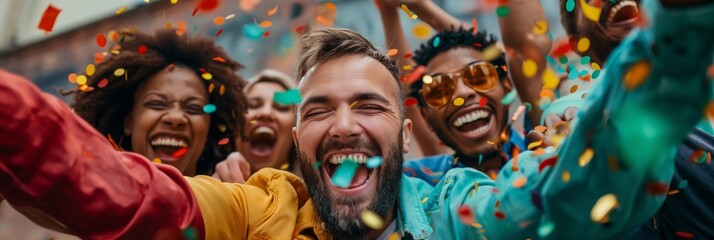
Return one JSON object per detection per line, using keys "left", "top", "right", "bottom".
{"left": 144, "top": 101, "right": 167, "bottom": 110}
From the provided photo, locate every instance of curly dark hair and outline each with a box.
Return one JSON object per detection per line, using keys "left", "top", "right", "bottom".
{"left": 410, "top": 27, "right": 507, "bottom": 108}
{"left": 68, "top": 29, "right": 247, "bottom": 175}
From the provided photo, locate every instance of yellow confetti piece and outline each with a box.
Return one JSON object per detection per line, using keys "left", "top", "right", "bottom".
{"left": 360, "top": 210, "right": 384, "bottom": 229}
{"left": 579, "top": 148, "right": 594, "bottom": 167}
{"left": 577, "top": 38, "right": 590, "bottom": 52}
{"left": 170, "top": 0, "right": 178, "bottom": 4}
{"left": 202, "top": 72, "right": 213, "bottom": 80}
{"left": 116, "top": 6, "right": 127, "bottom": 14}
{"left": 78, "top": 84, "right": 89, "bottom": 91}
{"left": 487, "top": 141, "right": 494, "bottom": 145}
{"left": 268, "top": 6, "right": 278, "bottom": 16}
{"left": 76, "top": 75, "right": 88, "bottom": 85}
{"left": 86, "top": 64, "right": 96, "bottom": 76}
{"left": 527, "top": 140, "right": 543, "bottom": 150}
{"left": 591, "top": 62, "right": 601, "bottom": 70}
{"left": 401, "top": 4, "right": 418, "bottom": 19}
{"left": 422, "top": 75, "right": 433, "bottom": 84}
{"left": 533, "top": 21, "right": 548, "bottom": 35}
{"left": 481, "top": 45, "right": 502, "bottom": 62}
{"left": 623, "top": 60, "right": 651, "bottom": 90}
{"left": 349, "top": 101, "right": 358, "bottom": 109}
{"left": 110, "top": 49, "right": 121, "bottom": 55}
{"left": 387, "top": 48, "right": 398, "bottom": 56}
{"left": 591, "top": 193, "right": 619, "bottom": 224}
{"left": 152, "top": 157, "right": 162, "bottom": 163}
{"left": 523, "top": 59, "right": 537, "bottom": 78}
{"left": 471, "top": 222, "right": 483, "bottom": 228}
{"left": 454, "top": 97, "right": 465, "bottom": 106}
{"left": 402, "top": 65, "right": 413, "bottom": 71}
{"left": 542, "top": 68, "right": 559, "bottom": 89}
{"left": 412, "top": 23, "right": 431, "bottom": 39}
{"left": 668, "top": 189, "right": 680, "bottom": 195}
{"left": 513, "top": 176, "right": 527, "bottom": 188}
{"left": 580, "top": 0, "right": 602, "bottom": 22}
{"left": 280, "top": 163, "right": 289, "bottom": 170}
{"left": 421, "top": 197, "right": 429, "bottom": 203}
{"left": 387, "top": 233, "right": 401, "bottom": 240}
{"left": 208, "top": 83, "right": 215, "bottom": 93}
{"left": 114, "top": 68, "right": 126, "bottom": 76}
{"left": 562, "top": 170, "right": 571, "bottom": 182}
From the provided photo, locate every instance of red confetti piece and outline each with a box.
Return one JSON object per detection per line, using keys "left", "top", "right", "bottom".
{"left": 218, "top": 138, "right": 229, "bottom": 145}
{"left": 457, "top": 205, "right": 475, "bottom": 225}
{"left": 98, "top": 78, "right": 109, "bottom": 88}
{"left": 199, "top": 68, "right": 207, "bottom": 73}
{"left": 96, "top": 34, "right": 107, "bottom": 48}
{"left": 216, "top": 28, "right": 223, "bottom": 37}
{"left": 198, "top": 0, "right": 219, "bottom": 11}
{"left": 479, "top": 97, "right": 487, "bottom": 107}
{"left": 192, "top": 6, "right": 199, "bottom": 16}
{"left": 94, "top": 52, "right": 106, "bottom": 64}
{"left": 263, "top": 31, "right": 271, "bottom": 37}
{"left": 690, "top": 149, "right": 703, "bottom": 162}
{"left": 172, "top": 147, "right": 188, "bottom": 159}
{"left": 645, "top": 182, "right": 669, "bottom": 195}
{"left": 38, "top": 5, "right": 61, "bottom": 32}
{"left": 421, "top": 166, "right": 435, "bottom": 176}
{"left": 107, "top": 134, "right": 121, "bottom": 151}
{"left": 405, "top": 97, "right": 417, "bottom": 107}
{"left": 675, "top": 232, "right": 694, "bottom": 238}
{"left": 403, "top": 167, "right": 417, "bottom": 177}
{"left": 538, "top": 156, "right": 558, "bottom": 172}
{"left": 403, "top": 53, "right": 413, "bottom": 59}
{"left": 550, "top": 39, "right": 572, "bottom": 57}
{"left": 295, "top": 25, "right": 306, "bottom": 33}
{"left": 494, "top": 211, "right": 505, "bottom": 219}
{"left": 401, "top": 66, "right": 426, "bottom": 84}
{"left": 138, "top": 45, "right": 147, "bottom": 54}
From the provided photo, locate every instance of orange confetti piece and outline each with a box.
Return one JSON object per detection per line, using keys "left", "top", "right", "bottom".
{"left": 208, "top": 83, "right": 215, "bottom": 93}
{"left": 219, "top": 85, "right": 226, "bottom": 95}
{"left": 533, "top": 147, "right": 546, "bottom": 156}
{"left": 212, "top": 57, "right": 226, "bottom": 62}
{"left": 38, "top": 5, "right": 61, "bottom": 32}
{"left": 570, "top": 84, "right": 579, "bottom": 93}
{"left": 707, "top": 101, "right": 714, "bottom": 120}
{"left": 152, "top": 157, "right": 162, "bottom": 163}
{"left": 325, "top": 2, "right": 337, "bottom": 10}
{"left": 707, "top": 64, "right": 714, "bottom": 79}
{"left": 213, "top": 16, "right": 225, "bottom": 25}
{"left": 562, "top": 171, "right": 571, "bottom": 182}
{"left": 218, "top": 138, "right": 230, "bottom": 145}
{"left": 268, "top": 6, "right": 278, "bottom": 16}
{"left": 259, "top": 20, "right": 272, "bottom": 28}
{"left": 68, "top": 73, "right": 77, "bottom": 84}
{"left": 387, "top": 48, "right": 398, "bottom": 56}
{"left": 513, "top": 176, "right": 527, "bottom": 188}
{"left": 535, "top": 125, "right": 547, "bottom": 133}
{"left": 94, "top": 52, "right": 106, "bottom": 64}
{"left": 623, "top": 60, "right": 651, "bottom": 90}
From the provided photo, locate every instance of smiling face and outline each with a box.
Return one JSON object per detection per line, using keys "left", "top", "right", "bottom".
{"left": 294, "top": 54, "right": 411, "bottom": 238}
{"left": 421, "top": 47, "right": 511, "bottom": 160}
{"left": 561, "top": 0, "right": 641, "bottom": 64}
{"left": 124, "top": 66, "right": 210, "bottom": 176}
{"left": 238, "top": 81, "right": 295, "bottom": 173}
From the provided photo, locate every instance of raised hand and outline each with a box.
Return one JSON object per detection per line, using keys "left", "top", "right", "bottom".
{"left": 212, "top": 152, "right": 251, "bottom": 183}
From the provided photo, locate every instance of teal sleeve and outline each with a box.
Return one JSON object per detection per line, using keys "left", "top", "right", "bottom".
{"left": 429, "top": 0, "right": 714, "bottom": 239}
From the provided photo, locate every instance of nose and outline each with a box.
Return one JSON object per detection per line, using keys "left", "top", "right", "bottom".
{"left": 328, "top": 105, "right": 363, "bottom": 141}
{"left": 161, "top": 106, "right": 188, "bottom": 128}
{"left": 253, "top": 102, "right": 275, "bottom": 121}
{"left": 452, "top": 75, "right": 479, "bottom": 104}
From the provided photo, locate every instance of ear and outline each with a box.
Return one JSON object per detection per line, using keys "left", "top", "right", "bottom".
{"left": 292, "top": 126, "right": 299, "bottom": 148}
{"left": 502, "top": 76, "right": 514, "bottom": 93}
{"left": 401, "top": 119, "right": 413, "bottom": 153}
{"left": 123, "top": 113, "right": 133, "bottom": 135}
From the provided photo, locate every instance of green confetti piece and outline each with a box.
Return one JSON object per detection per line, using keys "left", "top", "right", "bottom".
{"left": 273, "top": 88, "right": 302, "bottom": 105}
{"left": 500, "top": 89, "right": 517, "bottom": 105}
{"left": 525, "top": 102, "right": 533, "bottom": 112}
{"left": 580, "top": 56, "right": 591, "bottom": 65}
{"left": 433, "top": 37, "right": 441, "bottom": 48}
{"left": 679, "top": 180, "right": 688, "bottom": 189}
{"left": 559, "top": 56, "right": 569, "bottom": 64}
{"left": 566, "top": 0, "right": 575, "bottom": 12}
{"left": 538, "top": 221, "right": 555, "bottom": 237}
{"left": 331, "top": 159, "right": 359, "bottom": 188}
{"left": 592, "top": 70, "right": 602, "bottom": 79}
{"left": 496, "top": 6, "right": 510, "bottom": 17}
{"left": 183, "top": 227, "right": 198, "bottom": 240}
{"left": 478, "top": 154, "right": 483, "bottom": 165}
{"left": 366, "top": 156, "right": 382, "bottom": 169}
{"left": 313, "top": 160, "right": 322, "bottom": 169}
{"left": 203, "top": 104, "right": 216, "bottom": 114}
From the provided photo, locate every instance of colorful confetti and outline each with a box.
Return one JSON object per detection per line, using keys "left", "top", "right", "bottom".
{"left": 513, "top": 176, "right": 527, "bottom": 188}
{"left": 273, "top": 88, "right": 302, "bottom": 105}
{"left": 412, "top": 23, "right": 431, "bottom": 39}
{"left": 538, "top": 221, "right": 555, "bottom": 237}
{"left": 332, "top": 159, "right": 359, "bottom": 188}
{"left": 561, "top": 171, "right": 571, "bottom": 182}
{"left": 76, "top": 75, "right": 87, "bottom": 85}
{"left": 85, "top": 64, "right": 95, "bottom": 76}
{"left": 402, "top": 66, "right": 425, "bottom": 84}
{"left": 366, "top": 156, "right": 382, "bottom": 169}
{"left": 114, "top": 68, "right": 126, "bottom": 76}
{"left": 360, "top": 210, "right": 384, "bottom": 229}
{"left": 38, "top": 5, "right": 61, "bottom": 32}
{"left": 202, "top": 72, "right": 213, "bottom": 80}
{"left": 481, "top": 45, "right": 502, "bottom": 61}
{"left": 387, "top": 48, "right": 398, "bottom": 56}
{"left": 500, "top": 89, "right": 517, "bottom": 105}
{"left": 268, "top": 6, "right": 278, "bottom": 16}
{"left": 454, "top": 97, "right": 465, "bottom": 106}
{"left": 496, "top": 6, "right": 510, "bottom": 17}
{"left": 623, "top": 60, "right": 651, "bottom": 90}
{"left": 172, "top": 147, "right": 188, "bottom": 159}
{"left": 203, "top": 104, "right": 217, "bottom": 113}
{"left": 405, "top": 97, "right": 418, "bottom": 107}
{"left": 422, "top": 75, "right": 433, "bottom": 84}
{"left": 579, "top": 148, "right": 594, "bottom": 167}
{"left": 96, "top": 34, "right": 107, "bottom": 48}
{"left": 577, "top": 37, "right": 591, "bottom": 52}
{"left": 138, "top": 45, "right": 147, "bottom": 54}
{"left": 213, "top": 16, "right": 225, "bottom": 25}
{"left": 116, "top": 6, "right": 127, "bottom": 15}
{"left": 218, "top": 138, "right": 229, "bottom": 145}
{"left": 457, "top": 205, "right": 475, "bottom": 225}
{"left": 580, "top": 0, "right": 602, "bottom": 22}
{"left": 280, "top": 163, "right": 289, "bottom": 170}
{"left": 479, "top": 97, "right": 487, "bottom": 107}
{"left": 98, "top": 78, "right": 109, "bottom": 88}
{"left": 675, "top": 232, "right": 695, "bottom": 238}
{"left": 523, "top": 59, "right": 537, "bottom": 78}
{"left": 533, "top": 21, "right": 548, "bottom": 35}
{"left": 678, "top": 180, "right": 688, "bottom": 189}
{"left": 645, "top": 182, "right": 669, "bottom": 195}
{"left": 433, "top": 37, "right": 441, "bottom": 48}
{"left": 401, "top": 4, "right": 418, "bottom": 19}
{"left": 152, "top": 157, "right": 162, "bottom": 163}
{"left": 591, "top": 193, "right": 619, "bottom": 223}
{"left": 565, "top": 0, "right": 575, "bottom": 12}
{"left": 542, "top": 68, "right": 559, "bottom": 89}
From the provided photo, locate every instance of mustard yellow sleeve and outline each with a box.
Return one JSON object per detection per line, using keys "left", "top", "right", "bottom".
{"left": 185, "top": 169, "right": 306, "bottom": 240}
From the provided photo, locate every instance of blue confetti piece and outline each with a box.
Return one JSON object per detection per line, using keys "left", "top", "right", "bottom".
{"left": 579, "top": 70, "right": 589, "bottom": 77}
{"left": 559, "top": 56, "right": 568, "bottom": 64}
{"left": 203, "top": 104, "right": 216, "bottom": 114}
{"left": 366, "top": 156, "right": 382, "bottom": 169}
{"left": 679, "top": 180, "right": 688, "bottom": 189}
{"left": 243, "top": 23, "right": 264, "bottom": 40}
{"left": 556, "top": 65, "right": 566, "bottom": 73}
{"left": 331, "top": 159, "right": 360, "bottom": 188}
{"left": 273, "top": 88, "right": 302, "bottom": 105}
{"left": 568, "top": 70, "right": 578, "bottom": 80}
{"left": 500, "top": 89, "right": 517, "bottom": 105}
{"left": 546, "top": 55, "right": 556, "bottom": 66}
{"left": 592, "top": 70, "right": 601, "bottom": 79}
{"left": 580, "top": 56, "right": 591, "bottom": 65}
{"left": 433, "top": 37, "right": 441, "bottom": 48}
{"left": 548, "top": 31, "right": 554, "bottom": 41}
{"left": 478, "top": 154, "right": 483, "bottom": 165}
{"left": 566, "top": 0, "right": 575, "bottom": 12}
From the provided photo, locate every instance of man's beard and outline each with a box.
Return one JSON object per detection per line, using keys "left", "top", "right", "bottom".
{"left": 298, "top": 135, "right": 404, "bottom": 239}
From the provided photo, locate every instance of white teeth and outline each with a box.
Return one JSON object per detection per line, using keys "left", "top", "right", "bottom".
{"left": 151, "top": 136, "right": 187, "bottom": 147}
{"left": 607, "top": 0, "right": 638, "bottom": 23}
{"left": 329, "top": 154, "right": 369, "bottom": 164}
{"left": 453, "top": 110, "right": 490, "bottom": 127}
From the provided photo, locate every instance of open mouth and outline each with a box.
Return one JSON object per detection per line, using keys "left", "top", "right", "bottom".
{"left": 601, "top": 0, "right": 640, "bottom": 38}
{"left": 324, "top": 153, "right": 376, "bottom": 192}
{"left": 452, "top": 109, "right": 494, "bottom": 138}
{"left": 150, "top": 135, "right": 189, "bottom": 162}
{"left": 249, "top": 125, "right": 277, "bottom": 157}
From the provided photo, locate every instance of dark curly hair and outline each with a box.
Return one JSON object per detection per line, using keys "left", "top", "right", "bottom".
{"left": 410, "top": 27, "right": 507, "bottom": 108}
{"left": 67, "top": 29, "right": 247, "bottom": 175}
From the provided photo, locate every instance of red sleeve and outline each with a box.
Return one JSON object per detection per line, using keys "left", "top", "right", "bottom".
{"left": 0, "top": 69, "right": 204, "bottom": 239}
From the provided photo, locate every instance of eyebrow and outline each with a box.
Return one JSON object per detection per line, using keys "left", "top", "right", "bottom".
{"left": 299, "top": 92, "right": 392, "bottom": 113}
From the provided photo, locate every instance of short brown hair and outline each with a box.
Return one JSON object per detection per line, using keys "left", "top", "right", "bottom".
{"left": 296, "top": 28, "right": 404, "bottom": 118}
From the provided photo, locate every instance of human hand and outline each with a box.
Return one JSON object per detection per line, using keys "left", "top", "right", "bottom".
{"left": 212, "top": 152, "right": 251, "bottom": 183}
{"left": 526, "top": 107, "right": 578, "bottom": 148}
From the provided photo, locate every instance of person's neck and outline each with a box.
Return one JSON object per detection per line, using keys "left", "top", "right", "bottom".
{"left": 366, "top": 206, "right": 397, "bottom": 240}
{"left": 457, "top": 151, "right": 504, "bottom": 173}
